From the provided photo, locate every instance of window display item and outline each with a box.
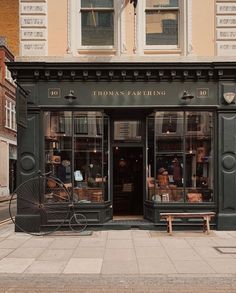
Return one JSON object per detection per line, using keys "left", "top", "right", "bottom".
{"left": 187, "top": 193, "right": 202, "bottom": 203}
{"left": 50, "top": 155, "right": 61, "bottom": 164}
{"left": 74, "top": 170, "right": 83, "bottom": 182}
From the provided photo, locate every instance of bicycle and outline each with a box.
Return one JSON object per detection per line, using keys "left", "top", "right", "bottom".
{"left": 9, "top": 171, "right": 87, "bottom": 236}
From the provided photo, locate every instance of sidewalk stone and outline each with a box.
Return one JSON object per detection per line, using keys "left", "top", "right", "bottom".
{"left": 0, "top": 223, "right": 235, "bottom": 292}
{"left": 0, "top": 258, "right": 34, "bottom": 273}
{"left": 63, "top": 258, "right": 103, "bottom": 274}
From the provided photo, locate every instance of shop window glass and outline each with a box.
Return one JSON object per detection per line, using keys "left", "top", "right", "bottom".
{"left": 155, "top": 112, "right": 184, "bottom": 202}
{"left": 145, "top": 0, "right": 179, "bottom": 46}
{"left": 45, "top": 111, "right": 72, "bottom": 175}
{"left": 74, "top": 112, "right": 105, "bottom": 203}
{"left": 147, "top": 115, "right": 155, "bottom": 201}
{"left": 185, "top": 112, "right": 213, "bottom": 203}
{"left": 147, "top": 111, "right": 214, "bottom": 204}
{"left": 44, "top": 111, "right": 108, "bottom": 204}
{"left": 81, "top": 0, "right": 114, "bottom": 46}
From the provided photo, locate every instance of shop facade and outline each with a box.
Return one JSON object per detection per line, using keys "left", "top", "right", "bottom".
{"left": 9, "top": 61, "right": 236, "bottom": 231}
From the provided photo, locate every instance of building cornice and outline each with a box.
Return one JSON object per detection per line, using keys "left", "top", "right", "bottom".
{"left": 7, "top": 61, "right": 236, "bottom": 82}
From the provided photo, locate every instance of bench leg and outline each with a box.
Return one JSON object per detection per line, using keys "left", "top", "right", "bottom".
{"left": 167, "top": 216, "right": 173, "bottom": 235}
{"left": 203, "top": 216, "right": 210, "bottom": 234}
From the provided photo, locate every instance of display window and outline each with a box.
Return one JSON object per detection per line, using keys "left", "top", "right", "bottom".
{"left": 44, "top": 111, "right": 109, "bottom": 203}
{"left": 147, "top": 111, "right": 214, "bottom": 203}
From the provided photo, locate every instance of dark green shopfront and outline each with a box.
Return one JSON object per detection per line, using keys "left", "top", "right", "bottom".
{"left": 8, "top": 61, "right": 236, "bottom": 232}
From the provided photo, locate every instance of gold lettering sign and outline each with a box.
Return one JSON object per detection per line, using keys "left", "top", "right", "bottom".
{"left": 92, "top": 90, "right": 166, "bottom": 96}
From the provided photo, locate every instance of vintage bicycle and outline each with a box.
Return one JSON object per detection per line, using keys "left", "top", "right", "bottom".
{"left": 9, "top": 171, "right": 87, "bottom": 236}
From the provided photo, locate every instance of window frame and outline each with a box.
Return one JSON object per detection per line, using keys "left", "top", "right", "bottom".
{"left": 5, "top": 58, "right": 14, "bottom": 84}
{"left": 137, "top": 0, "right": 186, "bottom": 54}
{"left": 76, "top": 0, "right": 119, "bottom": 51}
{"left": 5, "top": 98, "right": 17, "bottom": 131}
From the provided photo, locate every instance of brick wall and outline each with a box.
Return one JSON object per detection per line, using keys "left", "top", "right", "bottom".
{"left": 0, "top": 0, "right": 19, "bottom": 56}
{"left": 0, "top": 49, "right": 16, "bottom": 142}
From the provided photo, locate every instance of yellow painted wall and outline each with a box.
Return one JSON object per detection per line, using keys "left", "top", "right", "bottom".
{"left": 192, "top": 0, "right": 215, "bottom": 56}
{"left": 125, "top": 0, "right": 135, "bottom": 55}
{"left": 48, "top": 0, "right": 67, "bottom": 56}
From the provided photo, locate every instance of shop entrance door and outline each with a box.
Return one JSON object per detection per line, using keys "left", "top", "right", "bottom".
{"left": 113, "top": 147, "right": 143, "bottom": 216}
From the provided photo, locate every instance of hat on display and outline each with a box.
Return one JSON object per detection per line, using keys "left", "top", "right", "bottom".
{"left": 158, "top": 167, "right": 166, "bottom": 174}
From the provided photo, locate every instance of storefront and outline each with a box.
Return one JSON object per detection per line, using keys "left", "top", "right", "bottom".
{"left": 8, "top": 61, "right": 236, "bottom": 231}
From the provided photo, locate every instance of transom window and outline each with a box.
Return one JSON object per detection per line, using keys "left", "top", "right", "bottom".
{"left": 80, "top": 0, "right": 114, "bottom": 46}
{"left": 145, "top": 0, "right": 179, "bottom": 47}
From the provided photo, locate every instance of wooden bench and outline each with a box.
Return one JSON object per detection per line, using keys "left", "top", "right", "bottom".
{"left": 160, "top": 212, "right": 216, "bottom": 235}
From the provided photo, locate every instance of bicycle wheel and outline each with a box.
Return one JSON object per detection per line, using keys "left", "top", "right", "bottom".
{"left": 69, "top": 213, "right": 87, "bottom": 232}
{"left": 9, "top": 175, "right": 71, "bottom": 236}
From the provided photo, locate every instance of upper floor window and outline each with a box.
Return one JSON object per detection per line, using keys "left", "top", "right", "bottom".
{"left": 5, "top": 98, "right": 16, "bottom": 131}
{"left": 145, "top": 0, "right": 179, "bottom": 48}
{"left": 80, "top": 0, "right": 114, "bottom": 46}
{"left": 5, "top": 58, "right": 14, "bottom": 84}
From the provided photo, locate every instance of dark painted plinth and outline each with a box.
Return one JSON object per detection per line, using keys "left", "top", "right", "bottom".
{"left": 217, "top": 213, "right": 236, "bottom": 230}
{"left": 15, "top": 214, "right": 41, "bottom": 233}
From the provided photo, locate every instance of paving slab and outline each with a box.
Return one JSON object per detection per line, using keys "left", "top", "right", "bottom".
{"left": 63, "top": 258, "right": 103, "bottom": 274}
{"left": 37, "top": 249, "right": 74, "bottom": 261}
{"left": 138, "top": 258, "right": 177, "bottom": 274}
{"left": 0, "top": 238, "right": 27, "bottom": 249}
{"left": 101, "top": 260, "right": 139, "bottom": 274}
{"left": 135, "top": 246, "right": 168, "bottom": 259}
{"left": 24, "top": 260, "right": 67, "bottom": 274}
{"left": 133, "top": 238, "right": 162, "bottom": 247}
{"left": 205, "top": 258, "right": 236, "bottom": 274}
{"left": 6, "top": 247, "right": 45, "bottom": 258}
{"left": 173, "top": 260, "right": 216, "bottom": 274}
{"left": 165, "top": 247, "right": 202, "bottom": 261}
{"left": 0, "top": 224, "right": 236, "bottom": 279}
{"left": 106, "top": 239, "right": 133, "bottom": 249}
{"left": 0, "top": 258, "right": 34, "bottom": 273}
{"left": 0, "top": 248, "right": 13, "bottom": 259}
{"left": 103, "top": 248, "right": 136, "bottom": 261}
{"left": 48, "top": 238, "right": 81, "bottom": 250}
{"left": 73, "top": 247, "right": 105, "bottom": 258}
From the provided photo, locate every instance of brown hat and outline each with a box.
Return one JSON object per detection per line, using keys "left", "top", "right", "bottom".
{"left": 158, "top": 167, "right": 166, "bottom": 174}
{"left": 172, "top": 158, "right": 179, "bottom": 163}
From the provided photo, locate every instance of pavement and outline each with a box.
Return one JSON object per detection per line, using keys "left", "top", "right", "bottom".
{"left": 0, "top": 222, "right": 236, "bottom": 292}
{"left": 0, "top": 195, "right": 11, "bottom": 203}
